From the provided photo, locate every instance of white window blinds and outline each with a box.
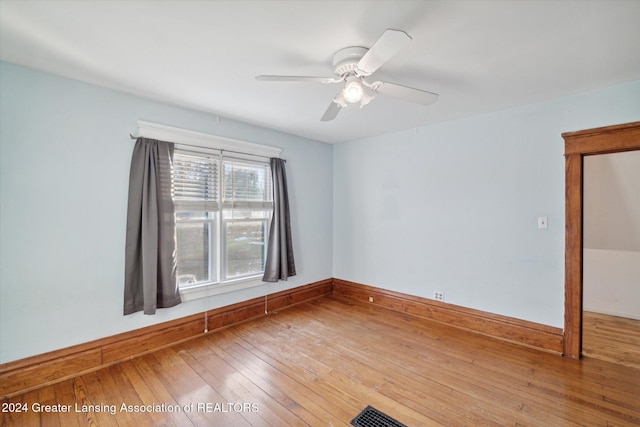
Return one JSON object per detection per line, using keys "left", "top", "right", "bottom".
{"left": 173, "top": 151, "right": 273, "bottom": 212}
{"left": 223, "top": 158, "right": 273, "bottom": 210}
{"left": 173, "top": 150, "right": 220, "bottom": 212}
{"left": 136, "top": 122, "right": 281, "bottom": 210}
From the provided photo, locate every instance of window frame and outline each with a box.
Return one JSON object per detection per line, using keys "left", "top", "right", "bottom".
{"left": 137, "top": 121, "right": 282, "bottom": 301}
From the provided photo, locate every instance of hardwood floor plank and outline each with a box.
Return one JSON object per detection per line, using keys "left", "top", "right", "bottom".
{"left": 276, "top": 301, "right": 587, "bottom": 427}
{"left": 0, "top": 391, "right": 40, "bottom": 426}
{"left": 227, "top": 321, "right": 438, "bottom": 425}
{"left": 177, "top": 340, "right": 301, "bottom": 426}
{"left": 350, "top": 300, "right": 639, "bottom": 426}
{"left": 52, "top": 382, "right": 82, "bottom": 427}
{"left": 151, "top": 347, "right": 250, "bottom": 426}
{"left": 2, "top": 296, "right": 639, "bottom": 426}
{"left": 583, "top": 311, "right": 640, "bottom": 369}
{"left": 113, "top": 361, "right": 179, "bottom": 426}
{"left": 243, "top": 312, "right": 491, "bottom": 426}
{"left": 213, "top": 328, "right": 346, "bottom": 426}
{"left": 73, "top": 376, "right": 116, "bottom": 427}
{"left": 323, "top": 297, "right": 640, "bottom": 404}
{"left": 127, "top": 353, "right": 195, "bottom": 426}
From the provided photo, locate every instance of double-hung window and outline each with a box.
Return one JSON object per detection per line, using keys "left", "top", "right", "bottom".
{"left": 221, "top": 158, "right": 272, "bottom": 280}
{"left": 173, "top": 148, "right": 273, "bottom": 288}
{"left": 136, "top": 120, "right": 281, "bottom": 297}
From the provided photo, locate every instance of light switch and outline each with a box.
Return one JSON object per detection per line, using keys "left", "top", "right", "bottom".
{"left": 538, "top": 216, "right": 548, "bottom": 229}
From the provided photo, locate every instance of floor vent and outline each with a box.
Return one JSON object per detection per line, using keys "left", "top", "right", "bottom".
{"left": 350, "top": 405, "right": 407, "bottom": 427}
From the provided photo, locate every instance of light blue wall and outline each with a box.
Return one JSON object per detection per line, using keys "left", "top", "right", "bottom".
{"left": 333, "top": 80, "right": 640, "bottom": 328}
{"left": 1, "top": 59, "right": 638, "bottom": 363}
{"left": 0, "top": 62, "right": 333, "bottom": 363}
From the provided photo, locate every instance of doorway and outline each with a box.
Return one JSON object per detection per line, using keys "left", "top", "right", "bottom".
{"left": 582, "top": 151, "right": 640, "bottom": 368}
{"left": 562, "top": 121, "right": 640, "bottom": 359}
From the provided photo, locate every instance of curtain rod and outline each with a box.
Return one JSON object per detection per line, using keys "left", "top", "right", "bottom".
{"left": 129, "top": 133, "right": 283, "bottom": 162}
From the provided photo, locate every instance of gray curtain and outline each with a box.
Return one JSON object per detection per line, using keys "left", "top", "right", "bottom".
{"left": 124, "top": 137, "right": 181, "bottom": 315}
{"left": 263, "top": 158, "right": 296, "bottom": 282}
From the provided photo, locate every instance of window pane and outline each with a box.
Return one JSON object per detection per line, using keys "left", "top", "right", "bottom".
{"left": 176, "top": 220, "right": 213, "bottom": 286}
{"left": 223, "top": 161, "right": 271, "bottom": 203}
{"left": 225, "top": 220, "right": 266, "bottom": 279}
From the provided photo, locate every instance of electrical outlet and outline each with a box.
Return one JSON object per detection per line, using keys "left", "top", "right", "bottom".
{"left": 368, "top": 296, "right": 374, "bottom": 303}
{"left": 434, "top": 291, "right": 444, "bottom": 302}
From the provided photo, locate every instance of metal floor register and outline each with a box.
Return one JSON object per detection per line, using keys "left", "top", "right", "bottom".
{"left": 350, "top": 406, "right": 408, "bottom": 427}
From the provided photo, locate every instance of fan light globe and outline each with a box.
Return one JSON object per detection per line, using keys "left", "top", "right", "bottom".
{"left": 343, "top": 81, "right": 364, "bottom": 103}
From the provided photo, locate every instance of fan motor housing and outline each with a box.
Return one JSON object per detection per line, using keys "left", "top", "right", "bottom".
{"left": 333, "top": 46, "right": 368, "bottom": 76}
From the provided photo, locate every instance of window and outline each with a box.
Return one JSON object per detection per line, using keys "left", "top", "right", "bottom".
{"left": 173, "top": 149, "right": 220, "bottom": 286}
{"left": 221, "top": 159, "right": 272, "bottom": 280}
{"left": 136, "top": 120, "right": 282, "bottom": 297}
{"left": 173, "top": 149, "right": 272, "bottom": 288}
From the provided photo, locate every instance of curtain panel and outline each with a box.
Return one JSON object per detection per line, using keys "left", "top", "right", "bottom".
{"left": 124, "top": 137, "right": 181, "bottom": 315}
{"left": 263, "top": 158, "right": 296, "bottom": 282}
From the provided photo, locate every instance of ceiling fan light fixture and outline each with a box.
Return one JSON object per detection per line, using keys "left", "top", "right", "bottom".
{"left": 332, "top": 91, "right": 348, "bottom": 108}
{"left": 343, "top": 80, "right": 364, "bottom": 103}
{"left": 256, "top": 29, "right": 438, "bottom": 122}
{"left": 359, "top": 90, "right": 375, "bottom": 108}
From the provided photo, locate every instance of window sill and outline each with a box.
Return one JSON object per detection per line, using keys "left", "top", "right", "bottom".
{"left": 179, "top": 276, "right": 266, "bottom": 302}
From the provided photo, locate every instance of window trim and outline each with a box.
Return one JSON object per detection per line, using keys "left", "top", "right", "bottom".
{"left": 136, "top": 121, "right": 282, "bottom": 301}
{"left": 137, "top": 121, "right": 282, "bottom": 158}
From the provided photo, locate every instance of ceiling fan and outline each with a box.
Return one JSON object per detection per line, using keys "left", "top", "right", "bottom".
{"left": 256, "top": 29, "right": 439, "bottom": 121}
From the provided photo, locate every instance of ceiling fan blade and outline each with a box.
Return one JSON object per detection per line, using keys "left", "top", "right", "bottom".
{"left": 320, "top": 100, "right": 342, "bottom": 121}
{"left": 356, "top": 29, "right": 412, "bottom": 76}
{"left": 372, "top": 81, "right": 439, "bottom": 106}
{"left": 256, "top": 75, "right": 340, "bottom": 83}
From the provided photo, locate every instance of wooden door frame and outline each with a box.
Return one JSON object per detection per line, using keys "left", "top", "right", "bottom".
{"left": 562, "top": 121, "right": 640, "bottom": 359}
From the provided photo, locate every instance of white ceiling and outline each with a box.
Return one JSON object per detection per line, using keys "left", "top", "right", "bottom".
{"left": 1, "top": 0, "right": 639, "bottom": 144}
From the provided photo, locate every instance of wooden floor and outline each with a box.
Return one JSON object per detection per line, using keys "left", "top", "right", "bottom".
{"left": 583, "top": 311, "right": 640, "bottom": 370}
{"left": 2, "top": 296, "right": 639, "bottom": 426}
